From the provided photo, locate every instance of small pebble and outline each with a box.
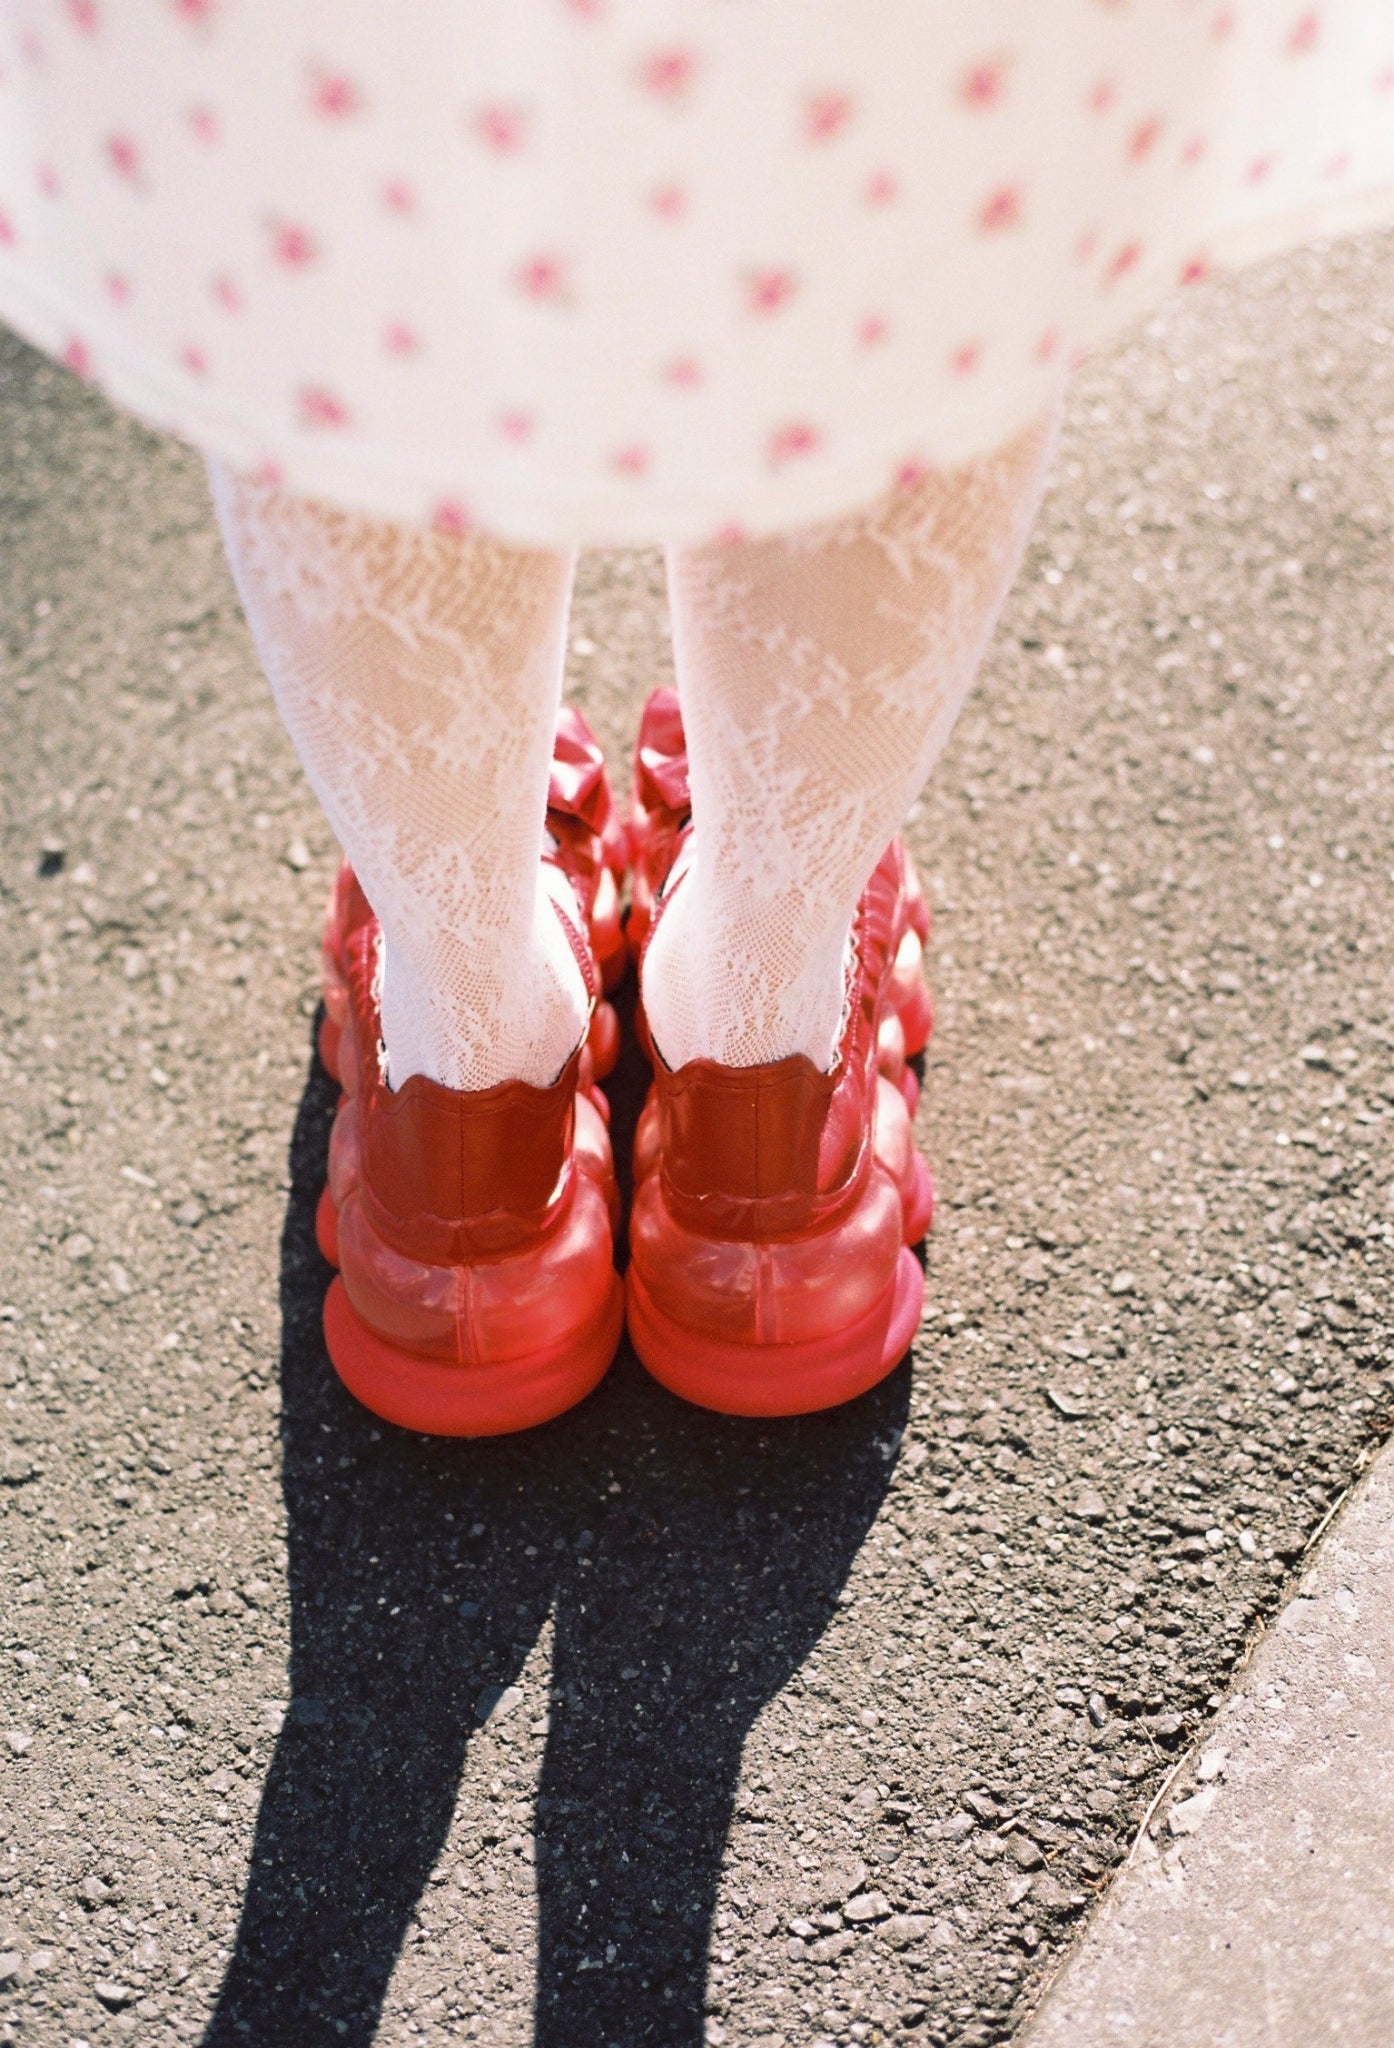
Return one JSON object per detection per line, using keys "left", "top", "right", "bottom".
{"left": 843, "top": 1890, "right": 890, "bottom": 1924}
{"left": 1047, "top": 1387, "right": 1089, "bottom": 1419}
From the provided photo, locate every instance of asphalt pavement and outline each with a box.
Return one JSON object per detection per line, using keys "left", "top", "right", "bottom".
{"left": 2, "top": 225, "right": 1394, "bottom": 2048}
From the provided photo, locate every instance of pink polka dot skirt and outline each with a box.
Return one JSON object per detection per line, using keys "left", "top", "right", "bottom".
{"left": 0, "top": 1, "right": 1391, "bottom": 545}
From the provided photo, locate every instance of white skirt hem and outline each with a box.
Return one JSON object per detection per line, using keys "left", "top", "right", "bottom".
{"left": 3, "top": 182, "right": 1391, "bottom": 549}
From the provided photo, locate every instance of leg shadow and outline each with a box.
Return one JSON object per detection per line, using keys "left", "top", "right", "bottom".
{"left": 533, "top": 1372, "right": 909, "bottom": 2044}
{"left": 202, "top": 1047, "right": 560, "bottom": 2046}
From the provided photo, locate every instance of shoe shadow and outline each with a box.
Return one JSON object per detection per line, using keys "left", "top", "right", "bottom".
{"left": 202, "top": 1020, "right": 908, "bottom": 2047}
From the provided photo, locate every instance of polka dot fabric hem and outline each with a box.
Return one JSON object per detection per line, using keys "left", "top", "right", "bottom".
{"left": 1, "top": 1, "right": 1392, "bottom": 546}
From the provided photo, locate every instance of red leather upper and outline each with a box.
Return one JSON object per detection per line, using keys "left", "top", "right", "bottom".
{"left": 545, "top": 705, "right": 617, "bottom": 904}
{"left": 633, "top": 686, "right": 691, "bottom": 817}
{"left": 548, "top": 703, "right": 631, "bottom": 920}
{"left": 548, "top": 704, "right": 612, "bottom": 830}
{"left": 341, "top": 895, "right": 597, "bottom": 1266}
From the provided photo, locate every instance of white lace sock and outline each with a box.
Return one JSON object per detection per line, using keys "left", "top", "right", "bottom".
{"left": 644, "top": 413, "right": 1059, "bottom": 1071}
{"left": 209, "top": 466, "right": 589, "bottom": 1092}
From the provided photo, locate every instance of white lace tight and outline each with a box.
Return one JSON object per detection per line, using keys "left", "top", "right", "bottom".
{"left": 211, "top": 412, "right": 1054, "bottom": 1092}
{"left": 209, "top": 464, "right": 590, "bottom": 1092}
{"left": 645, "top": 413, "right": 1058, "bottom": 1069}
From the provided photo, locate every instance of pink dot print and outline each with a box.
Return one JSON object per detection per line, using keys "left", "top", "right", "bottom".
{"left": 977, "top": 186, "right": 1023, "bottom": 233}
{"left": 105, "top": 134, "right": 142, "bottom": 185}
{"left": 515, "top": 253, "right": 569, "bottom": 303}
{"left": 767, "top": 422, "right": 820, "bottom": 465}
{"left": 383, "top": 320, "right": 419, "bottom": 355}
{"left": 1127, "top": 118, "right": 1164, "bottom": 164}
{"left": 1288, "top": 12, "right": 1321, "bottom": 58}
{"left": 745, "top": 269, "right": 797, "bottom": 315}
{"left": 960, "top": 58, "right": 1010, "bottom": 110}
{"left": 432, "top": 499, "right": 472, "bottom": 536}
{"left": 639, "top": 50, "right": 698, "bottom": 103}
{"left": 1102, "top": 240, "right": 1143, "bottom": 284}
{"left": 804, "top": 92, "right": 853, "bottom": 143}
{"left": 298, "top": 386, "right": 350, "bottom": 429}
{"left": 474, "top": 105, "right": 528, "bottom": 153}
{"left": 310, "top": 68, "right": 362, "bottom": 120}
{"left": 270, "top": 220, "right": 318, "bottom": 268}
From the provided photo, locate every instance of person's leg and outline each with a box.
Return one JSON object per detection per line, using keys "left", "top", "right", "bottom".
{"left": 208, "top": 467, "right": 587, "bottom": 1092}
{"left": 644, "top": 413, "right": 1058, "bottom": 1071}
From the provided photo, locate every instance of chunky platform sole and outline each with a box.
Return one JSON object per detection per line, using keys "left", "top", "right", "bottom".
{"left": 317, "top": 1009, "right": 343, "bottom": 1081}
{"left": 323, "top": 1270, "right": 625, "bottom": 1436}
{"left": 315, "top": 1185, "right": 339, "bottom": 1267}
{"left": 626, "top": 1247, "right": 923, "bottom": 1418}
{"left": 904, "top": 1151, "right": 935, "bottom": 1247}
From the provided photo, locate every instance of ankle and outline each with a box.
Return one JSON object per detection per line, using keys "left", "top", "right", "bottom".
{"left": 380, "top": 900, "right": 590, "bottom": 1092}
{"left": 643, "top": 880, "right": 849, "bottom": 1071}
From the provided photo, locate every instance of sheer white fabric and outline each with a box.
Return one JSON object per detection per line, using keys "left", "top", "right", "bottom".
{"left": 212, "top": 417, "right": 1054, "bottom": 1091}
{"left": 209, "top": 464, "right": 589, "bottom": 1093}
{"left": 643, "top": 411, "right": 1058, "bottom": 1070}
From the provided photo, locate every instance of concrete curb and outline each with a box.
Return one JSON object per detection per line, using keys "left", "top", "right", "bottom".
{"left": 1018, "top": 1437, "right": 1394, "bottom": 2048}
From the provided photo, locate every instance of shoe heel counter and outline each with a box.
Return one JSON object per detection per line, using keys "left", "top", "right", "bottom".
{"left": 656, "top": 1056, "right": 840, "bottom": 1237}
{"left": 351, "top": 1032, "right": 585, "bottom": 1265}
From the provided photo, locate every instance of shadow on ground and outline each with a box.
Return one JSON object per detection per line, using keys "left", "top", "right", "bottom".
{"left": 201, "top": 1000, "right": 910, "bottom": 2047}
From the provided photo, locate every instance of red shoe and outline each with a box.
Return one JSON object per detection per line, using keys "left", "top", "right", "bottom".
{"left": 625, "top": 689, "right": 935, "bottom": 1418}
{"left": 318, "top": 921, "right": 623, "bottom": 1436}
{"left": 312, "top": 709, "right": 627, "bottom": 1437}
{"left": 317, "top": 704, "right": 627, "bottom": 1089}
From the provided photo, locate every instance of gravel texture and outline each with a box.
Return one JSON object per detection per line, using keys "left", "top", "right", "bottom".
{"left": 2, "top": 226, "right": 1394, "bottom": 2048}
